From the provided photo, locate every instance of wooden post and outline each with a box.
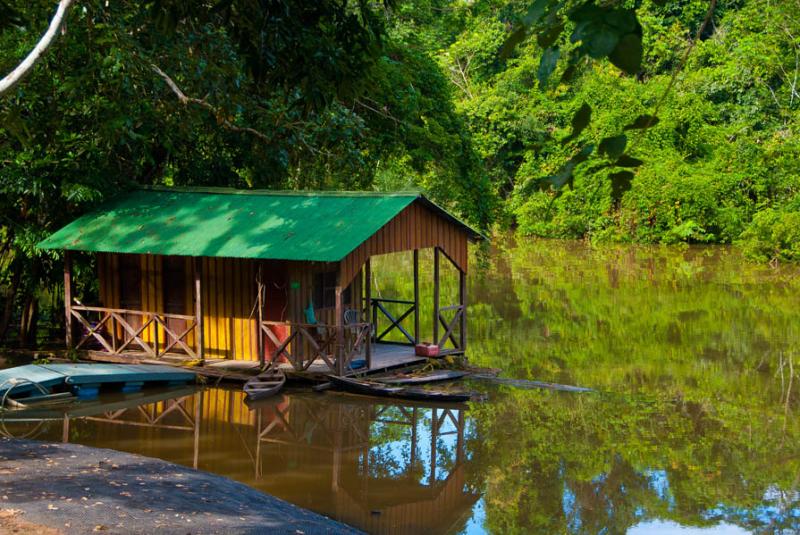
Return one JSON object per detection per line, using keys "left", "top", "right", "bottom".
{"left": 335, "top": 283, "right": 344, "bottom": 376}
{"left": 63, "top": 251, "right": 73, "bottom": 349}
{"left": 433, "top": 247, "right": 440, "bottom": 346}
{"left": 256, "top": 264, "right": 265, "bottom": 368}
{"left": 413, "top": 250, "right": 420, "bottom": 344}
{"left": 459, "top": 268, "right": 467, "bottom": 353}
{"left": 193, "top": 258, "right": 204, "bottom": 363}
{"left": 364, "top": 258, "right": 372, "bottom": 369}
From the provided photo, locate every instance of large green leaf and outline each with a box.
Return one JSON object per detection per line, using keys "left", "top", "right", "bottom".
{"left": 609, "top": 170, "right": 634, "bottom": 200}
{"left": 609, "top": 33, "right": 643, "bottom": 75}
{"left": 624, "top": 115, "right": 660, "bottom": 130}
{"left": 537, "top": 23, "right": 565, "bottom": 49}
{"left": 561, "top": 103, "right": 591, "bottom": 144}
{"left": 537, "top": 47, "right": 561, "bottom": 86}
{"left": 523, "top": 0, "right": 550, "bottom": 26}
{"left": 501, "top": 26, "right": 528, "bottom": 59}
{"left": 599, "top": 135, "right": 627, "bottom": 160}
{"left": 615, "top": 154, "right": 644, "bottom": 167}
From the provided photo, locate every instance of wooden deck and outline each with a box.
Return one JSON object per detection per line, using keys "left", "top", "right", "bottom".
{"left": 85, "top": 343, "right": 431, "bottom": 383}
{"left": 198, "top": 343, "right": 428, "bottom": 380}
{"left": 308, "top": 343, "right": 426, "bottom": 377}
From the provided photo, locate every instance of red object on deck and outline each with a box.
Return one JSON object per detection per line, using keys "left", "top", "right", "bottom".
{"left": 415, "top": 343, "right": 439, "bottom": 357}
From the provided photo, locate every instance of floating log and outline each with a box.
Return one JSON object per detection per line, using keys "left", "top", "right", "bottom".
{"left": 373, "top": 369, "right": 469, "bottom": 385}
{"left": 470, "top": 374, "right": 593, "bottom": 393}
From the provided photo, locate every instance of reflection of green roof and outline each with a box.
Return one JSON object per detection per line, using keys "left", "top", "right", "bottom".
{"left": 37, "top": 187, "right": 481, "bottom": 261}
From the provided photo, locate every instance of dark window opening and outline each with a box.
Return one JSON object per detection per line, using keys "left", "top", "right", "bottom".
{"left": 163, "top": 257, "right": 187, "bottom": 315}
{"left": 119, "top": 255, "right": 142, "bottom": 309}
{"left": 313, "top": 271, "right": 351, "bottom": 308}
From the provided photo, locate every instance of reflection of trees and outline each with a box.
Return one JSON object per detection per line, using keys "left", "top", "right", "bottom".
{"left": 378, "top": 238, "right": 800, "bottom": 532}
{"left": 468, "top": 389, "right": 800, "bottom": 534}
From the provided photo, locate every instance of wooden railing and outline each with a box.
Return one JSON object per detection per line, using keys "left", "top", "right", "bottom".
{"left": 260, "top": 320, "right": 371, "bottom": 374}
{"left": 370, "top": 298, "right": 416, "bottom": 345}
{"left": 71, "top": 305, "right": 199, "bottom": 359}
{"left": 437, "top": 304, "right": 465, "bottom": 352}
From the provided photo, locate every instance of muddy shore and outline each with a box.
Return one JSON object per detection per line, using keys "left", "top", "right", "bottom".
{"left": 0, "top": 438, "right": 361, "bottom": 534}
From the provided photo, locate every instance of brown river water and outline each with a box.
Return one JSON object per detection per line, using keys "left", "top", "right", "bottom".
{"left": 3, "top": 237, "right": 800, "bottom": 534}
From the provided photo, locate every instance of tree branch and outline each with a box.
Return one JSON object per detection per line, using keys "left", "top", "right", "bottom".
{"left": 0, "top": 0, "right": 74, "bottom": 98}
{"left": 151, "top": 64, "right": 272, "bottom": 143}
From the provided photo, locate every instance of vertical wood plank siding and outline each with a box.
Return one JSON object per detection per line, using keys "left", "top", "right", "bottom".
{"left": 338, "top": 201, "right": 469, "bottom": 288}
{"left": 98, "top": 255, "right": 273, "bottom": 361}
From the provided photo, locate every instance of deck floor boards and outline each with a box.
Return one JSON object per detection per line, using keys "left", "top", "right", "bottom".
{"left": 298, "top": 343, "right": 426, "bottom": 376}
{"left": 85, "top": 343, "right": 433, "bottom": 382}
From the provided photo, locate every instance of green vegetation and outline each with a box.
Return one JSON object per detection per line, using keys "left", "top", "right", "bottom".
{"left": 1, "top": 0, "right": 799, "bottom": 344}
{"left": 374, "top": 238, "right": 800, "bottom": 533}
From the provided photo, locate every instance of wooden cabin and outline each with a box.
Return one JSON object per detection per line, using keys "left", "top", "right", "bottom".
{"left": 38, "top": 187, "right": 482, "bottom": 376}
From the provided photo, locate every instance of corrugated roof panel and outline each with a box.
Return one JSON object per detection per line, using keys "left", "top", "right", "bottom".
{"left": 37, "top": 188, "right": 464, "bottom": 261}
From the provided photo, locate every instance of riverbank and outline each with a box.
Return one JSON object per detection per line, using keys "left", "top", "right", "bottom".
{"left": 0, "top": 438, "right": 361, "bottom": 534}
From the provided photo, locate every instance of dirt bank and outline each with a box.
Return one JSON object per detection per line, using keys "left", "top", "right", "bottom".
{"left": 0, "top": 438, "right": 361, "bottom": 534}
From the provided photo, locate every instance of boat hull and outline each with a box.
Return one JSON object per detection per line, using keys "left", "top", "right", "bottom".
{"left": 329, "top": 375, "right": 474, "bottom": 403}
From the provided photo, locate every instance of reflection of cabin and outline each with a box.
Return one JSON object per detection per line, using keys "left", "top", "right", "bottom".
{"left": 250, "top": 393, "right": 479, "bottom": 535}
{"left": 38, "top": 187, "right": 482, "bottom": 375}
{"left": 32, "top": 387, "right": 479, "bottom": 534}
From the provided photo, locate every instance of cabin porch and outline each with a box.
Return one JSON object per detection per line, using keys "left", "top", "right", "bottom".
{"left": 66, "top": 247, "right": 467, "bottom": 379}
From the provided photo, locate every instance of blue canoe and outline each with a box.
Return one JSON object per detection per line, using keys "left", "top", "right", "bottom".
{"left": 0, "top": 363, "right": 196, "bottom": 400}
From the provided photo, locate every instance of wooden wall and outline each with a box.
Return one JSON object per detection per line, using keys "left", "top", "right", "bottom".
{"left": 339, "top": 201, "right": 470, "bottom": 288}
{"left": 96, "top": 253, "right": 360, "bottom": 362}
{"left": 285, "top": 261, "right": 362, "bottom": 325}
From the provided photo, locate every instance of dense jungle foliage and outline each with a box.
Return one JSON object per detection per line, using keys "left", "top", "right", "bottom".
{"left": 0, "top": 0, "right": 798, "bottom": 344}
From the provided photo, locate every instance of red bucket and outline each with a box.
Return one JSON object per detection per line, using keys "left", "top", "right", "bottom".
{"left": 415, "top": 343, "right": 439, "bottom": 357}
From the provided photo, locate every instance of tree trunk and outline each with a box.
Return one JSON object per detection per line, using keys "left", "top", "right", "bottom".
{"left": 0, "top": 0, "right": 74, "bottom": 98}
{"left": 19, "top": 295, "right": 39, "bottom": 348}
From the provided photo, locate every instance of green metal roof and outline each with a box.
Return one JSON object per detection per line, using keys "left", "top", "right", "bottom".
{"left": 37, "top": 187, "right": 481, "bottom": 261}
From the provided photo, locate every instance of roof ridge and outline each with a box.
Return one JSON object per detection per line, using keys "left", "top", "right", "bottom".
{"left": 138, "top": 185, "right": 423, "bottom": 198}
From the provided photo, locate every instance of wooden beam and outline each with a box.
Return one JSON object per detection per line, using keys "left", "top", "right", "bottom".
{"left": 64, "top": 251, "right": 73, "bottom": 349}
{"left": 364, "top": 258, "right": 372, "bottom": 369}
{"left": 335, "top": 282, "right": 344, "bottom": 376}
{"left": 433, "top": 247, "right": 440, "bottom": 346}
{"left": 193, "top": 258, "right": 204, "bottom": 363}
{"left": 256, "top": 264, "right": 265, "bottom": 368}
{"left": 413, "top": 250, "right": 420, "bottom": 344}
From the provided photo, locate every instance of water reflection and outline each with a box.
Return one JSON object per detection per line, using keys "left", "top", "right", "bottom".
{"left": 2, "top": 381, "right": 799, "bottom": 533}
{"left": 1, "top": 387, "right": 478, "bottom": 534}
{"left": 4, "top": 240, "right": 800, "bottom": 534}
